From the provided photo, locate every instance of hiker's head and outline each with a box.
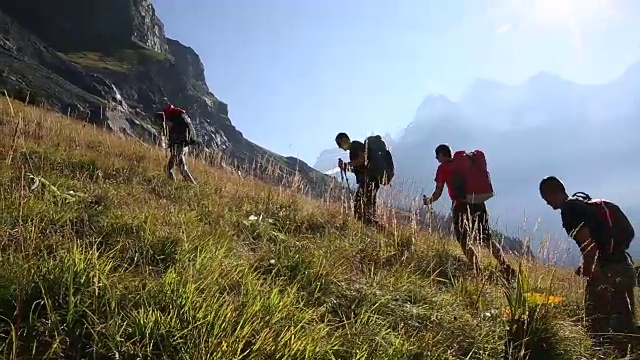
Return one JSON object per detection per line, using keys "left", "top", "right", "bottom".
{"left": 539, "top": 176, "right": 568, "bottom": 210}
{"left": 161, "top": 97, "right": 170, "bottom": 107}
{"left": 335, "top": 132, "right": 351, "bottom": 150}
{"left": 435, "top": 144, "right": 452, "bottom": 163}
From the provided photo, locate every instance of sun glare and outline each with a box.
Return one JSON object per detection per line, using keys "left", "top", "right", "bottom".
{"left": 491, "top": 0, "right": 625, "bottom": 60}
{"left": 493, "top": 0, "right": 621, "bottom": 32}
{"left": 532, "top": 0, "right": 575, "bottom": 25}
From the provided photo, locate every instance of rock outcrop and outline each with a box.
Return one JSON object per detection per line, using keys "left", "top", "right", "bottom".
{"left": 0, "top": 0, "right": 334, "bottom": 196}
{"left": 0, "top": 0, "right": 168, "bottom": 53}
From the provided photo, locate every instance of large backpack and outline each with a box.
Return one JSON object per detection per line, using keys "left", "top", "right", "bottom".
{"left": 364, "top": 135, "right": 394, "bottom": 186}
{"left": 450, "top": 149, "right": 494, "bottom": 204}
{"left": 166, "top": 111, "right": 198, "bottom": 146}
{"left": 571, "top": 192, "right": 635, "bottom": 253}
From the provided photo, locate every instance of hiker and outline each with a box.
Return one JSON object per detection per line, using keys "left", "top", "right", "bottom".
{"left": 336, "top": 132, "right": 394, "bottom": 228}
{"left": 423, "top": 144, "right": 515, "bottom": 279}
{"left": 154, "top": 98, "right": 198, "bottom": 184}
{"left": 539, "top": 176, "right": 637, "bottom": 356}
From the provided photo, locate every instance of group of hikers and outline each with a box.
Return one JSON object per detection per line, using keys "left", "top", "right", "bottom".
{"left": 153, "top": 100, "right": 638, "bottom": 356}
{"left": 334, "top": 132, "right": 638, "bottom": 356}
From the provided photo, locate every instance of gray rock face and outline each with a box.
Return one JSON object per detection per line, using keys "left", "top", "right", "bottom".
{"left": 131, "top": 0, "right": 168, "bottom": 53}
{"left": 0, "top": 0, "right": 168, "bottom": 53}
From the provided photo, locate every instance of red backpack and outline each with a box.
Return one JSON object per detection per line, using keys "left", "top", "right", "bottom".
{"left": 571, "top": 192, "right": 635, "bottom": 252}
{"left": 450, "top": 150, "right": 494, "bottom": 204}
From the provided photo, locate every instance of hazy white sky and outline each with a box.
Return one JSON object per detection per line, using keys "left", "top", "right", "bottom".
{"left": 153, "top": 0, "right": 640, "bottom": 163}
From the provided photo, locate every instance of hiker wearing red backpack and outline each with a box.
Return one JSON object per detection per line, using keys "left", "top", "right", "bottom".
{"left": 539, "top": 176, "right": 638, "bottom": 356}
{"left": 154, "top": 98, "right": 198, "bottom": 184}
{"left": 423, "top": 144, "right": 516, "bottom": 280}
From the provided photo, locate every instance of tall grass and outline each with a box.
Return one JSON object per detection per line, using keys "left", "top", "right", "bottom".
{"left": 0, "top": 97, "right": 631, "bottom": 359}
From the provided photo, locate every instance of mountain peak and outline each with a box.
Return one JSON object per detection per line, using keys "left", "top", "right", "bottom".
{"left": 414, "top": 94, "right": 455, "bottom": 117}
{"left": 525, "top": 71, "right": 568, "bottom": 86}
{"left": 423, "top": 94, "right": 453, "bottom": 103}
{"left": 461, "top": 78, "right": 512, "bottom": 104}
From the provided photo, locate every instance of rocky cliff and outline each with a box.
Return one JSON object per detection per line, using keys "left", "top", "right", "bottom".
{"left": 0, "top": 0, "right": 333, "bottom": 196}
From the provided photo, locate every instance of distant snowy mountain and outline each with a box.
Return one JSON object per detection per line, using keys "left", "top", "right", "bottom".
{"left": 313, "top": 148, "right": 349, "bottom": 173}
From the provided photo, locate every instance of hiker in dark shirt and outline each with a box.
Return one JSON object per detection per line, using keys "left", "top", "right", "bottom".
{"left": 539, "top": 176, "right": 638, "bottom": 356}
{"left": 335, "top": 132, "right": 380, "bottom": 227}
{"left": 154, "top": 98, "right": 197, "bottom": 184}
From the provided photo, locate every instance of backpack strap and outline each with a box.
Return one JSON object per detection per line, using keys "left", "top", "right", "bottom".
{"left": 571, "top": 192, "right": 592, "bottom": 201}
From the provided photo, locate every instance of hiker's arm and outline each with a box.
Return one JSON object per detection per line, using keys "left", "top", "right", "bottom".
{"left": 425, "top": 164, "right": 446, "bottom": 205}
{"left": 425, "top": 183, "right": 444, "bottom": 205}
{"left": 562, "top": 201, "right": 602, "bottom": 280}
{"left": 152, "top": 112, "right": 167, "bottom": 135}
{"left": 573, "top": 227, "right": 603, "bottom": 280}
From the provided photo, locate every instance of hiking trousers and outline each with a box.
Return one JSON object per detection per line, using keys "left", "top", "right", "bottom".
{"left": 585, "top": 254, "right": 638, "bottom": 356}
{"left": 166, "top": 143, "right": 196, "bottom": 184}
{"left": 452, "top": 202, "right": 492, "bottom": 248}
{"left": 354, "top": 181, "right": 380, "bottom": 225}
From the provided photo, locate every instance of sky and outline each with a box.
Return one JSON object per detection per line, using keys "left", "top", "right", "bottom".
{"left": 153, "top": 0, "right": 640, "bottom": 165}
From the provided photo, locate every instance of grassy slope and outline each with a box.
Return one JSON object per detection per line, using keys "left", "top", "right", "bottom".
{"left": 0, "top": 99, "right": 628, "bottom": 359}
{"left": 63, "top": 48, "right": 167, "bottom": 72}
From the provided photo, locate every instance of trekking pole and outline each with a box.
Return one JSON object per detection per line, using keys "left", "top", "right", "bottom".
{"left": 339, "top": 165, "right": 354, "bottom": 206}
{"left": 344, "top": 170, "right": 351, "bottom": 191}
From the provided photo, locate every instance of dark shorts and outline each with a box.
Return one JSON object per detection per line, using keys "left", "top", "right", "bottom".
{"left": 452, "top": 202, "right": 492, "bottom": 248}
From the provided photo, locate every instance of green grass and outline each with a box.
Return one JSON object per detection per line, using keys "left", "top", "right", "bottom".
{"left": 0, "top": 98, "right": 632, "bottom": 359}
{"left": 64, "top": 48, "right": 167, "bottom": 72}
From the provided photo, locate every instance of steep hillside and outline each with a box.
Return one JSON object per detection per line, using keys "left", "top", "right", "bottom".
{"left": 0, "top": 0, "right": 333, "bottom": 197}
{"left": 0, "top": 99, "right": 619, "bottom": 359}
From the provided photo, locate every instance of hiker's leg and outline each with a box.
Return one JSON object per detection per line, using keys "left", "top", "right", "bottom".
{"left": 585, "top": 277, "right": 614, "bottom": 351}
{"left": 166, "top": 145, "right": 178, "bottom": 181}
{"left": 177, "top": 145, "right": 196, "bottom": 184}
{"left": 353, "top": 183, "right": 365, "bottom": 223}
{"left": 453, "top": 204, "right": 480, "bottom": 272}
{"left": 363, "top": 181, "right": 379, "bottom": 225}
{"left": 470, "top": 203, "right": 514, "bottom": 280}
{"left": 600, "top": 259, "right": 638, "bottom": 356}
{"left": 475, "top": 204, "right": 508, "bottom": 267}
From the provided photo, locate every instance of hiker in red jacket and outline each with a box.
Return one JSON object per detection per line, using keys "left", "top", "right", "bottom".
{"left": 154, "top": 98, "right": 197, "bottom": 184}
{"left": 423, "top": 144, "right": 515, "bottom": 280}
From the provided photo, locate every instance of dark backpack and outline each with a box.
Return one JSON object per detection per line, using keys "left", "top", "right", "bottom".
{"left": 167, "top": 112, "right": 198, "bottom": 146}
{"left": 364, "top": 135, "right": 394, "bottom": 185}
{"left": 571, "top": 192, "right": 635, "bottom": 252}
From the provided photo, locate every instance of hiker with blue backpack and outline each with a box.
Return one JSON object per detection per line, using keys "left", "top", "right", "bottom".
{"left": 335, "top": 132, "right": 394, "bottom": 229}
{"left": 539, "top": 175, "right": 638, "bottom": 356}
